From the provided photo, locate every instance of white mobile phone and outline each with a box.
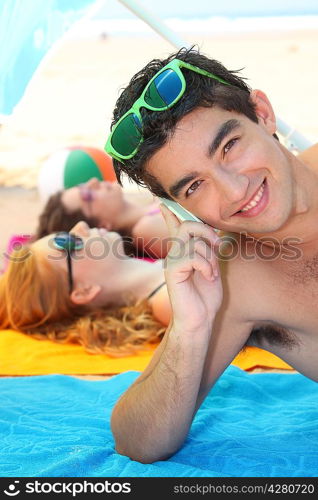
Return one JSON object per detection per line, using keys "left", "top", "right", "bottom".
{"left": 159, "top": 198, "right": 203, "bottom": 223}
{"left": 159, "top": 198, "right": 219, "bottom": 234}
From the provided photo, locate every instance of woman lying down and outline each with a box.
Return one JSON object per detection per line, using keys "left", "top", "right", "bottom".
{"left": 0, "top": 221, "right": 171, "bottom": 357}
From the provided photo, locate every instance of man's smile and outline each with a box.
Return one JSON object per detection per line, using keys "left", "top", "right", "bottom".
{"left": 233, "top": 179, "right": 269, "bottom": 218}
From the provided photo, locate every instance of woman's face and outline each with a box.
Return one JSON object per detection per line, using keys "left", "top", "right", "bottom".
{"left": 61, "top": 178, "right": 125, "bottom": 228}
{"left": 32, "top": 221, "right": 127, "bottom": 304}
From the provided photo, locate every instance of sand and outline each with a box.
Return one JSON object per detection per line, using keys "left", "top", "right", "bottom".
{"left": 1, "top": 29, "right": 318, "bottom": 268}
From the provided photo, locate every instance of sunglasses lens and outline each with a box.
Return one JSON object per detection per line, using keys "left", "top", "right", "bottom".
{"left": 144, "top": 69, "right": 182, "bottom": 108}
{"left": 54, "top": 233, "right": 69, "bottom": 250}
{"left": 54, "top": 233, "right": 84, "bottom": 251}
{"left": 111, "top": 113, "right": 142, "bottom": 157}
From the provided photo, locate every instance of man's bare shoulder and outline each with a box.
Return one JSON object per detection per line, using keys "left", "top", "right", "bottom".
{"left": 218, "top": 231, "right": 262, "bottom": 279}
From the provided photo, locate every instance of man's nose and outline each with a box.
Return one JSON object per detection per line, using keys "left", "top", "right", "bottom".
{"left": 213, "top": 168, "right": 249, "bottom": 205}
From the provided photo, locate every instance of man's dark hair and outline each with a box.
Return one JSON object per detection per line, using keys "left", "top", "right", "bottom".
{"left": 111, "top": 46, "right": 266, "bottom": 199}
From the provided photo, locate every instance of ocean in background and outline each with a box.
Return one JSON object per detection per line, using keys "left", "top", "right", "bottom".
{"left": 95, "top": 0, "right": 318, "bottom": 19}
{"left": 67, "top": 0, "right": 318, "bottom": 38}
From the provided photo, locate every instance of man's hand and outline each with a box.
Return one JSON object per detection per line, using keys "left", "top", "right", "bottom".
{"left": 161, "top": 204, "right": 223, "bottom": 334}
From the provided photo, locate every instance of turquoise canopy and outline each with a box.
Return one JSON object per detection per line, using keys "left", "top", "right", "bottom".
{"left": 0, "top": 0, "right": 95, "bottom": 116}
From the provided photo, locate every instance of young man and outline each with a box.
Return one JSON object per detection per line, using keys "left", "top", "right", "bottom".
{"left": 105, "top": 47, "right": 318, "bottom": 463}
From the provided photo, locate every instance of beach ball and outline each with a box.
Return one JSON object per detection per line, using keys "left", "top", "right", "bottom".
{"left": 38, "top": 146, "right": 116, "bottom": 202}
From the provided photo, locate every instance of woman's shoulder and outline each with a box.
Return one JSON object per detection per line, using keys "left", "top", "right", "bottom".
{"left": 131, "top": 202, "right": 160, "bottom": 233}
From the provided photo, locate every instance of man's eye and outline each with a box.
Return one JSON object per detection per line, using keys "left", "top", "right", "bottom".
{"left": 186, "top": 180, "right": 202, "bottom": 197}
{"left": 223, "top": 138, "right": 238, "bottom": 155}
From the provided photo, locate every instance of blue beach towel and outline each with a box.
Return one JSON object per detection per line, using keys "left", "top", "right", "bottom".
{"left": 0, "top": 366, "right": 317, "bottom": 477}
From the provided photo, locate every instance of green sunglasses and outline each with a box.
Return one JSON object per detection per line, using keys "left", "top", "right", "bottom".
{"left": 105, "top": 58, "right": 229, "bottom": 163}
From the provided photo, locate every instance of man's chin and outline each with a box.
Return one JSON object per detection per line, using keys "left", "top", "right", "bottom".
{"left": 243, "top": 222, "right": 289, "bottom": 239}
{"left": 225, "top": 219, "right": 288, "bottom": 238}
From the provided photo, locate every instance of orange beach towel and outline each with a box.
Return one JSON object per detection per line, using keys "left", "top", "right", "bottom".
{"left": 0, "top": 329, "right": 293, "bottom": 376}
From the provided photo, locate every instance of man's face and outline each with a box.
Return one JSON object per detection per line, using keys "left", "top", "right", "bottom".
{"left": 146, "top": 104, "right": 295, "bottom": 236}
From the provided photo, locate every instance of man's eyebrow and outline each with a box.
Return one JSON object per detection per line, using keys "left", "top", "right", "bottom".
{"left": 168, "top": 119, "right": 241, "bottom": 199}
{"left": 169, "top": 172, "right": 200, "bottom": 199}
{"left": 208, "top": 119, "right": 241, "bottom": 157}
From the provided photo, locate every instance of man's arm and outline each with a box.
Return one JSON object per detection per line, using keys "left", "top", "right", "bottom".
{"left": 111, "top": 207, "right": 252, "bottom": 463}
{"left": 111, "top": 320, "right": 210, "bottom": 463}
{"left": 111, "top": 306, "right": 252, "bottom": 463}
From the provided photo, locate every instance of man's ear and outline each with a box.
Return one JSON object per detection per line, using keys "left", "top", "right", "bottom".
{"left": 250, "top": 89, "right": 276, "bottom": 135}
{"left": 70, "top": 284, "right": 102, "bottom": 305}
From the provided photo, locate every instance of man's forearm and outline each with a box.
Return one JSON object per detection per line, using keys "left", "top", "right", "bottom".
{"left": 111, "top": 324, "right": 212, "bottom": 463}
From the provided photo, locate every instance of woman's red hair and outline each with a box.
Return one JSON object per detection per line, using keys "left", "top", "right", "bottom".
{"left": 0, "top": 247, "right": 165, "bottom": 357}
